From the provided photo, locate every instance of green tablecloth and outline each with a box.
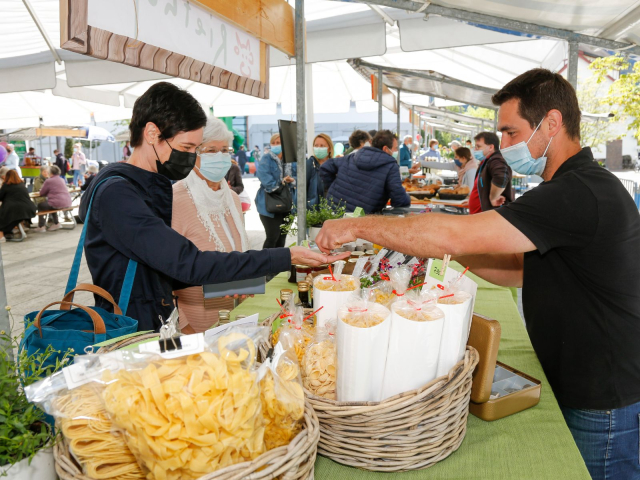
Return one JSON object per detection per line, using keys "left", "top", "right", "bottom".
{"left": 232, "top": 272, "right": 590, "bottom": 479}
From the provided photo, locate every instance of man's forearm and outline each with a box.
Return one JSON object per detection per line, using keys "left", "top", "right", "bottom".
{"left": 453, "top": 253, "right": 524, "bottom": 287}
{"left": 489, "top": 184, "right": 505, "bottom": 202}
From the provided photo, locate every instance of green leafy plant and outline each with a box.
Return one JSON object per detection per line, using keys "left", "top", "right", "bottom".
{"left": 281, "top": 197, "right": 347, "bottom": 237}
{"left": 0, "top": 307, "right": 71, "bottom": 473}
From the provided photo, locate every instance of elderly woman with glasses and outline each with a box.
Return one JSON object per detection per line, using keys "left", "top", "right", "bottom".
{"left": 171, "top": 117, "right": 250, "bottom": 333}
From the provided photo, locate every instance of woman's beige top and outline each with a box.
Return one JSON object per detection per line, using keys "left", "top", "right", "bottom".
{"left": 171, "top": 182, "right": 244, "bottom": 332}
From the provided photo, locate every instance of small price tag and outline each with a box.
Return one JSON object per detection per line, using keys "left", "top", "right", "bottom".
{"left": 62, "top": 364, "right": 101, "bottom": 389}
{"left": 139, "top": 333, "right": 205, "bottom": 359}
{"left": 429, "top": 259, "right": 445, "bottom": 282}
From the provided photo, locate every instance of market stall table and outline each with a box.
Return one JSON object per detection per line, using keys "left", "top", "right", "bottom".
{"left": 231, "top": 271, "right": 590, "bottom": 480}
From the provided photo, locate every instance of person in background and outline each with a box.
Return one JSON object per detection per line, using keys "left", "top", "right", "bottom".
{"left": 320, "top": 130, "right": 410, "bottom": 214}
{"left": 34, "top": 165, "right": 72, "bottom": 233}
{"left": 236, "top": 145, "right": 248, "bottom": 176}
{"left": 71, "top": 143, "right": 87, "bottom": 187}
{"left": 450, "top": 140, "right": 462, "bottom": 153}
{"left": 468, "top": 131, "right": 513, "bottom": 214}
{"left": 24, "top": 147, "right": 40, "bottom": 166}
{"left": 256, "top": 133, "right": 295, "bottom": 249}
{"left": 344, "top": 130, "right": 371, "bottom": 156}
{"left": 225, "top": 157, "right": 244, "bottom": 195}
{"left": 172, "top": 116, "right": 249, "bottom": 333}
{"left": 5, "top": 145, "right": 22, "bottom": 178}
{"left": 466, "top": 139, "right": 473, "bottom": 149}
{"left": 122, "top": 141, "right": 132, "bottom": 161}
{"left": 252, "top": 145, "right": 261, "bottom": 163}
{"left": 453, "top": 147, "right": 478, "bottom": 188}
{"left": 82, "top": 164, "right": 99, "bottom": 192}
{"left": 32, "top": 165, "right": 50, "bottom": 210}
{"left": 54, "top": 149, "right": 69, "bottom": 182}
{"left": 303, "top": 133, "right": 334, "bottom": 207}
{"left": 420, "top": 139, "right": 441, "bottom": 160}
{"left": 399, "top": 135, "right": 413, "bottom": 169}
{"left": 0, "top": 166, "right": 8, "bottom": 185}
{"left": 0, "top": 170, "right": 36, "bottom": 242}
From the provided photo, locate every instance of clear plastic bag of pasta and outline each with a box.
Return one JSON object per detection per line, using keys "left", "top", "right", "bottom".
{"left": 258, "top": 344, "right": 305, "bottom": 450}
{"left": 25, "top": 353, "right": 146, "bottom": 479}
{"left": 98, "top": 328, "right": 269, "bottom": 480}
{"left": 302, "top": 320, "right": 337, "bottom": 400}
{"left": 369, "top": 279, "right": 396, "bottom": 309}
{"left": 278, "top": 306, "right": 312, "bottom": 365}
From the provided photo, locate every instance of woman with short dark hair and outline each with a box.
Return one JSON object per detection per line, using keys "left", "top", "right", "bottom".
{"left": 0, "top": 170, "right": 36, "bottom": 242}
{"left": 80, "top": 82, "right": 342, "bottom": 331}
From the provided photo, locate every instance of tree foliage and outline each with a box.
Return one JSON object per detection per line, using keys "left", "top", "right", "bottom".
{"left": 589, "top": 54, "right": 640, "bottom": 141}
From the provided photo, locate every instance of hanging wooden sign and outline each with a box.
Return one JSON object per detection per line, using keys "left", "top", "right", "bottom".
{"left": 60, "top": 0, "right": 280, "bottom": 99}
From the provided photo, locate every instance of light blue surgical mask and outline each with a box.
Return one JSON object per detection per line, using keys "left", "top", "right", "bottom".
{"left": 500, "top": 117, "right": 552, "bottom": 177}
{"left": 314, "top": 147, "right": 329, "bottom": 160}
{"left": 392, "top": 151, "right": 399, "bottom": 160}
{"left": 473, "top": 150, "right": 486, "bottom": 162}
{"left": 198, "top": 152, "right": 232, "bottom": 182}
{"left": 270, "top": 144, "right": 282, "bottom": 155}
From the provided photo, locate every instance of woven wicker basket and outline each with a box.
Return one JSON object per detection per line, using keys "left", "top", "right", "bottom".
{"left": 263, "top": 314, "right": 479, "bottom": 472}
{"left": 54, "top": 400, "right": 320, "bottom": 480}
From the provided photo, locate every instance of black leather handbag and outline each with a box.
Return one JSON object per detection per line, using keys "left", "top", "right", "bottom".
{"left": 265, "top": 161, "right": 293, "bottom": 214}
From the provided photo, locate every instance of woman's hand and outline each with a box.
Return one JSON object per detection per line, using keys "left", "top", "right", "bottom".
{"left": 290, "top": 246, "right": 350, "bottom": 267}
{"left": 283, "top": 176, "right": 294, "bottom": 184}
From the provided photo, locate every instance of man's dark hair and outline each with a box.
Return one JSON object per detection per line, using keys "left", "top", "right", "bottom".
{"left": 129, "top": 82, "right": 207, "bottom": 147}
{"left": 372, "top": 130, "right": 396, "bottom": 151}
{"left": 492, "top": 68, "right": 581, "bottom": 140}
{"left": 28, "top": 147, "right": 35, "bottom": 152}
{"left": 474, "top": 131, "right": 500, "bottom": 152}
{"left": 349, "top": 130, "right": 371, "bottom": 149}
{"left": 368, "top": 129, "right": 377, "bottom": 138}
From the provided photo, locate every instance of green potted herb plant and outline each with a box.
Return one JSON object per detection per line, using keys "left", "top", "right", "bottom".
{"left": 0, "top": 307, "right": 70, "bottom": 479}
{"left": 281, "top": 197, "right": 347, "bottom": 242}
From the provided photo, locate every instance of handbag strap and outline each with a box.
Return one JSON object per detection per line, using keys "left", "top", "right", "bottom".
{"left": 65, "top": 176, "right": 138, "bottom": 315}
{"left": 60, "top": 284, "right": 122, "bottom": 315}
{"left": 33, "top": 301, "right": 107, "bottom": 339}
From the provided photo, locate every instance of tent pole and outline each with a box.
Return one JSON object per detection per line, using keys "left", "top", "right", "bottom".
{"left": 567, "top": 41, "right": 579, "bottom": 89}
{"left": 305, "top": 63, "right": 315, "bottom": 155}
{"left": 377, "top": 67, "right": 383, "bottom": 131}
{"left": 411, "top": 106, "right": 415, "bottom": 143}
{"left": 396, "top": 88, "right": 401, "bottom": 159}
{"left": 0, "top": 244, "right": 11, "bottom": 360}
{"left": 493, "top": 111, "right": 497, "bottom": 132}
{"left": 295, "top": 0, "right": 307, "bottom": 246}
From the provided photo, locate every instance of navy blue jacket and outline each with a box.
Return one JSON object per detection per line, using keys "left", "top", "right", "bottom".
{"left": 319, "top": 147, "right": 410, "bottom": 214}
{"left": 79, "top": 163, "right": 291, "bottom": 331}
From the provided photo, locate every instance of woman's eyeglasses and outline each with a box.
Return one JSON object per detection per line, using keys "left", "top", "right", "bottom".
{"left": 195, "top": 146, "right": 231, "bottom": 155}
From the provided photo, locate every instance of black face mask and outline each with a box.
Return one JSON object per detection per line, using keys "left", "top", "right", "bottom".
{"left": 153, "top": 139, "right": 197, "bottom": 181}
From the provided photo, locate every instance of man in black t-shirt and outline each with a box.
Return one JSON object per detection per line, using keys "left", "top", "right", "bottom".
{"left": 315, "top": 69, "right": 640, "bottom": 480}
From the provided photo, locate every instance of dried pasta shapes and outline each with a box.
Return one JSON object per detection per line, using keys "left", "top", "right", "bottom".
{"left": 259, "top": 348, "right": 305, "bottom": 450}
{"left": 279, "top": 307, "right": 312, "bottom": 365}
{"left": 302, "top": 321, "right": 337, "bottom": 400}
{"left": 55, "top": 384, "right": 145, "bottom": 480}
{"left": 101, "top": 333, "right": 266, "bottom": 480}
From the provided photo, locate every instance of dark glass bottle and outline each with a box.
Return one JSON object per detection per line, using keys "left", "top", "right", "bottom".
{"left": 296, "top": 282, "right": 312, "bottom": 308}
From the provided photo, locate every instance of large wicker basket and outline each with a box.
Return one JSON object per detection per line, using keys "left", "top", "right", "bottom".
{"left": 56, "top": 330, "right": 321, "bottom": 480}
{"left": 54, "top": 400, "right": 320, "bottom": 480}
{"left": 308, "top": 346, "right": 479, "bottom": 471}
{"left": 263, "top": 313, "right": 479, "bottom": 472}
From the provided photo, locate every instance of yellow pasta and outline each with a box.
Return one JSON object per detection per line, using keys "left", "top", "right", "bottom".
{"left": 101, "top": 334, "right": 266, "bottom": 480}
{"left": 260, "top": 355, "right": 305, "bottom": 450}
{"left": 302, "top": 340, "right": 337, "bottom": 400}
{"left": 314, "top": 276, "right": 359, "bottom": 292}
{"left": 394, "top": 308, "right": 443, "bottom": 322}
{"left": 340, "top": 312, "right": 387, "bottom": 328}
{"left": 55, "top": 385, "right": 145, "bottom": 480}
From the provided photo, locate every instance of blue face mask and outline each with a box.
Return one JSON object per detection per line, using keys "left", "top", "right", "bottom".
{"left": 473, "top": 150, "right": 486, "bottom": 161}
{"left": 454, "top": 159, "right": 462, "bottom": 167}
{"left": 500, "top": 117, "right": 552, "bottom": 176}
{"left": 270, "top": 144, "right": 282, "bottom": 155}
{"left": 198, "top": 152, "right": 232, "bottom": 182}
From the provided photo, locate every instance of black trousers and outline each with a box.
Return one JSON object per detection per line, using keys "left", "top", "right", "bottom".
{"left": 260, "top": 213, "right": 288, "bottom": 249}
{"left": 38, "top": 201, "right": 59, "bottom": 227}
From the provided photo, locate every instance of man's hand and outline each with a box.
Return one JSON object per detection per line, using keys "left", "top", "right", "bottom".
{"left": 283, "top": 176, "right": 294, "bottom": 184}
{"left": 490, "top": 195, "right": 506, "bottom": 207}
{"left": 314, "top": 218, "right": 358, "bottom": 253}
{"left": 290, "top": 246, "right": 350, "bottom": 266}
{"left": 409, "top": 163, "right": 421, "bottom": 174}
